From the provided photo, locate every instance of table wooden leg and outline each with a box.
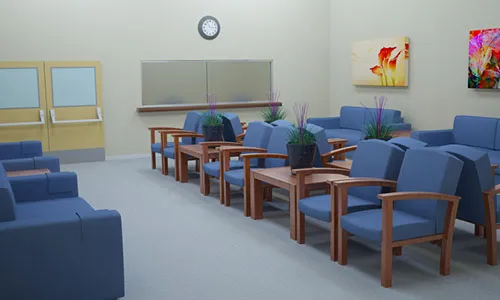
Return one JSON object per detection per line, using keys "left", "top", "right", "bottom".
{"left": 200, "top": 161, "right": 210, "bottom": 196}
{"left": 474, "top": 224, "right": 485, "bottom": 238}
{"left": 151, "top": 152, "right": 156, "bottom": 169}
{"left": 290, "top": 187, "right": 299, "bottom": 241}
{"left": 251, "top": 176, "right": 264, "bottom": 220}
{"left": 179, "top": 153, "right": 189, "bottom": 183}
{"left": 330, "top": 185, "right": 338, "bottom": 261}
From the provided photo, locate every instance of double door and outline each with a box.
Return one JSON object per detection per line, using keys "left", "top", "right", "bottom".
{"left": 0, "top": 61, "right": 105, "bottom": 160}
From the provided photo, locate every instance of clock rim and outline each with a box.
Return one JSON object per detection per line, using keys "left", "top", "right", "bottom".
{"left": 198, "top": 15, "right": 220, "bottom": 40}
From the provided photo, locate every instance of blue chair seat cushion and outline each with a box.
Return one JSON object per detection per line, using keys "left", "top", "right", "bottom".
{"left": 204, "top": 160, "right": 257, "bottom": 178}
{"left": 298, "top": 194, "right": 381, "bottom": 223}
{"left": 324, "top": 129, "right": 363, "bottom": 146}
{"left": 224, "top": 169, "right": 247, "bottom": 187}
{"left": 151, "top": 142, "right": 176, "bottom": 153}
{"left": 341, "top": 209, "right": 437, "bottom": 242}
{"left": 16, "top": 197, "right": 94, "bottom": 220}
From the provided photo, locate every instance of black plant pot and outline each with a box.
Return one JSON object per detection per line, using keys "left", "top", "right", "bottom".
{"left": 202, "top": 124, "right": 224, "bottom": 142}
{"left": 286, "top": 143, "right": 317, "bottom": 174}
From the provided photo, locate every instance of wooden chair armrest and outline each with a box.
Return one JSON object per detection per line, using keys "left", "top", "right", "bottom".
{"left": 483, "top": 184, "right": 500, "bottom": 198}
{"left": 149, "top": 126, "right": 181, "bottom": 131}
{"left": 241, "top": 122, "right": 247, "bottom": 126}
{"left": 236, "top": 133, "right": 246, "bottom": 143}
{"left": 241, "top": 153, "right": 288, "bottom": 160}
{"left": 170, "top": 133, "right": 204, "bottom": 138}
{"left": 321, "top": 145, "right": 358, "bottom": 162}
{"left": 333, "top": 178, "right": 397, "bottom": 189}
{"left": 218, "top": 146, "right": 267, "bottom": 154}
{"left": 293, "top": 167, "right": 350, "bottom": 176}
{"left": 378, "top": 191, "right": 460, "bottom": 204}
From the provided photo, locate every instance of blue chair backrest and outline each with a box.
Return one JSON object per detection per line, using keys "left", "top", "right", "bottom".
{"left": 0, "top": 141, "right": 43, "bottom": 160}
{"left": 339, "top": 106, "right": 403, "bottom": 131}
{"left": 306, "top": 124, "right": 331, "bottom": 167}
{"left": 389, "top": 137, "right": 428, "bottom": 151}
{"left": 265, "top": 126, "right": 292, "bottom": 168}
{"left": 395, "top": 148, "right": 463, "bottom": 233}
{"left": 242, "top": 122, "right": 274, "bottom": 166}
{"left": 349, "top": 140, "right": 405, "bottom": 203}
{"left": 182, "top": 111, "right": 203, "bottom": 145}
{"left": 440, "top": 145, "right": 495, "bottom": 224}
{"left": 0, "top": 164, "right": 16, "bottom": 222}
{"left": 271, "top": 120, "right": 293, "bottom": 127}
{"left": 222, "top": 113, "right": 243, "bottom": 142}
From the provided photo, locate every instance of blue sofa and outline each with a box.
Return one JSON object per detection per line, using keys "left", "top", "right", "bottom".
{"left": 0, "top": 141, "right": 60, "bottom": 172}
{"left": 411, "top": 115, "right": 500, "bottom": 184}
{"left": 0, "top": 164, "right": 124, "bottom": 300}
{"left": 308, "top": 106, "right": 412, "bottom": 146}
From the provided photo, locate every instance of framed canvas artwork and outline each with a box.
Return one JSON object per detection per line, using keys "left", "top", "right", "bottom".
{"left": 469, "top": 28, "right": 500, "bottom": 89}
{"left": 352, "top": 36, "right": 409, "bottom": 87}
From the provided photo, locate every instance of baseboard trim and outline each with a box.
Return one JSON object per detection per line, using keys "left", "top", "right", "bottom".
{"left": 105, "top": 154, "right": 150, "bottom": 161}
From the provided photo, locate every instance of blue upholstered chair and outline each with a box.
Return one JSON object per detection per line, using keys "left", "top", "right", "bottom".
{"left": 0, "top": 141, "right": 60, "bottom": 173}
{"left": 389, "top": 137, "right": 428, "bottom": 151}
{"left": 148, "top": 111, "right": 203, "bottom": 174}
{"left": 335, "top": 148, "right": 463, "bottom": 287}
{"left": 411, "top": 115, "right": 500, "bottom": 186}
{"left": 0, "top": 164, "right": 124, "bottom": 299}
{"left": 221, "top": 126, "right": 291, "bottom": 216}
{"left": 296, "top": 140, "right": 405, "bottom": 259}
{"left": 222, "top": 113, "right": 245, "bottom": 143}
{"left": 440, "top": 144, "right": 500, "bottom": 265}
{"left": 200, "top": 122, "right": 274, "bottom": 203}
{"left": 271, "top": 119, "right": 293, "bottom": 127}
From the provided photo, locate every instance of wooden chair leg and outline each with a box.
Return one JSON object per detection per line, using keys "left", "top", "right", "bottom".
{"left": 224, "top": 182, "right": 231, "bottom": 207}
{"left": 440, "top": 237, "right": 453, "bottom": 275}
{"left": 195, "top": 160, "right": 200, "bottom": 173}
{"left": 392, "top": 247, "right": 402, "bottom": 256}
{"left": 381, "top": 243, "right": 393, "bottom": 288}
{"left": 485, "top": 223, "right": 498, "bottom": 266}
{"left": 338, "top": 229, "right": 348, "bottom": 265}
{"left": 202, "top": 174, "right": 210, "bottom": 196}
{"left": 297, "top": 211, "right": 306, "bottom": 244}
{"left": 151, "top": 152, "right": 156, "bottom": 169}
{"left": 264, "top": 187, "right": 273, "bottom": 202}
{"left": 475, "top": 224, "right": 485, "bottom": 238}
{"left": 161, "top": 155, "right": 168, "bottom": 175}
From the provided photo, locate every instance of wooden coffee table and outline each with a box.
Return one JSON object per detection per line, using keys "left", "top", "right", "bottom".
{"left": 178, "top": 144, "right": 220, "bottom": 187}
{"left": 392, "top": 130, "right": 412, "bottom": 137}
{"left": 250, "top": 166, "right": 348, "bottom": 240}
{"left": 6, "top": 169, "right": 51, "bottom": 177}
{"left": 328, "top": 138, "right": 349, "bottom": 160}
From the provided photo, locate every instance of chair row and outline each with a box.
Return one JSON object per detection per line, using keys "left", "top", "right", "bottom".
{"left": 148, "top": 112, "right": 500, "bottom": 287}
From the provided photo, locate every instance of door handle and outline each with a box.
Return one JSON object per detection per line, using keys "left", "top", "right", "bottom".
{"left": 50, "top": 107, "right": 103, "bottom": 124}
{"left": 0, "top": 110, "right": 45, "bottom": 127}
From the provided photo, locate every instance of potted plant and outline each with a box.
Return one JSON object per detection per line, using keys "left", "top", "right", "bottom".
{"left": 261, "top": 91, "right": 287, "bottom": 124}
{"left": 286, "top": 103, "right": 317, "bottom": 174}
{"left": 202, "top": 93, "right": 224, "bottom": 142}
{"left": 363, "top": 96, "right": 393, "bottom": 141}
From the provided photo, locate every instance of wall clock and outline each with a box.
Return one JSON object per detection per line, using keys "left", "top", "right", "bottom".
{"left": 198, "top": 16, "right": 220, "bottom": 40}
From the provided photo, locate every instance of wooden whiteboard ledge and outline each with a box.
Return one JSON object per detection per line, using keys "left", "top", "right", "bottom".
{"left": 136, "top": 101, "right": 282, "bottom": 113}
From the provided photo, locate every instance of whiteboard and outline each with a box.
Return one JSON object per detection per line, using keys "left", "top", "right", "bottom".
{"left": 141, "top": 60, "right": 272, "bottom": 106}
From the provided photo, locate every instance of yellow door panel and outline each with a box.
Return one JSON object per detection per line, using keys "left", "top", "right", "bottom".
{"left": 0, "top": 62, "right": 49, "bottom": 151}
{"left": 44, "top": 61, "right": 105, "bottom": 152}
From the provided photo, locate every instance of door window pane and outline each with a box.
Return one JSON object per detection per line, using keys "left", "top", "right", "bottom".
{"left": 52, "top": 67, "right": 97, "bottom": 107}
{"left": 0, "top": 68, "right": 40, "bottom": 109}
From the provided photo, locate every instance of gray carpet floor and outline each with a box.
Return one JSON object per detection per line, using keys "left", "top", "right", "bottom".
{"left": 64, "top": 158, "right": 500, "bottom": 300}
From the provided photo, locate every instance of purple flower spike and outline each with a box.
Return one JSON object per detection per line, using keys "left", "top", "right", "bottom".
{"left": 293, "top": 103, "right": 309, "bottom": 143}
{"left": 373, "top": 96, "right": 388, "bottom": 136}
{"left": 268, "top": 90, "right": 281, "bottom": 117}
{"left": 207, "top": 93, "right": 217, "bottom": 116}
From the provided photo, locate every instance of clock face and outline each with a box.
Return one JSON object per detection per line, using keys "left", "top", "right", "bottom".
{"left": 198, "top": 16, "right": 220, "bottom": 40}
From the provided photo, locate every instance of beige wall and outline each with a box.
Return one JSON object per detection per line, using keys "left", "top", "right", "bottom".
{"left": 0, "top": 0, "right": 330, "bottom": 156}
{"left": 329, "top": 0, "right": 500, "bottom": 130}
